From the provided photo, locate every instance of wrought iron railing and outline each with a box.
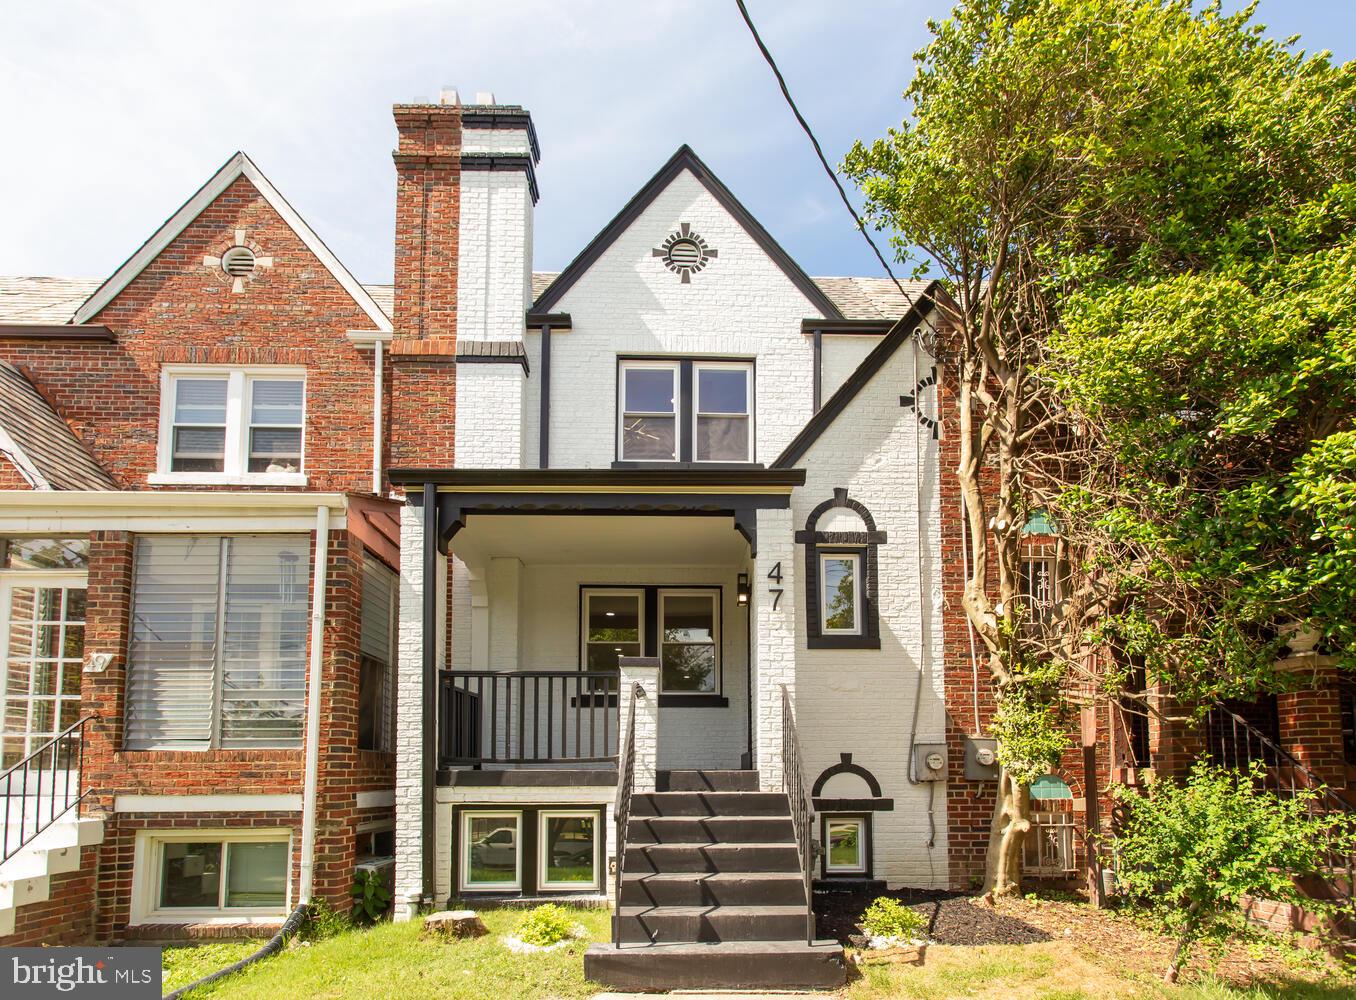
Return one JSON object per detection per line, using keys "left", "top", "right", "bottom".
{"left": 781, "top": 685, "right": 814, "bottom": 945}
{"left": 1, "top": 715, "right": 94, "bottom": 863}
{"left": 613, "top": 682, "right": 641, "bottom": 948}
{"left": 1207, "top": 701, "right": 1354, "bottom": 917}
{"left": 438, "top": 670, "right": 619, "bottom": 767}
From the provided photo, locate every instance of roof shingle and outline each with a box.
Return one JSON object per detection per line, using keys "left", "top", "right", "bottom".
{"left": 0, "top": 362, "right": 116, "bottom": 490}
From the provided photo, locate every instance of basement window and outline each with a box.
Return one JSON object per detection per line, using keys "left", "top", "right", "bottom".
{"left": 822, "top": 815, "right": 870, "bottom": 877}
{"left": 461, "top": 812, "right": 522, "bottom": 892}
{"left": 135, "top": 830, "right": 291, "bottom": 923}
{"left": 538, "top": 811, "right": 599, "bottom": 891}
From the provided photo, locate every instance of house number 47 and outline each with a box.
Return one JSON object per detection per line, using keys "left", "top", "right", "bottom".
{"left": 767, "top": 562, "right": 783, "bottom": 611}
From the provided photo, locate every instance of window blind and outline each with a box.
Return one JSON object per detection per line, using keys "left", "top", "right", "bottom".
{"left": 360, "top": 559, "right": 396, "bottom": 663}
{"left": 126, "top": 535, "right": 308, "bottom": 749}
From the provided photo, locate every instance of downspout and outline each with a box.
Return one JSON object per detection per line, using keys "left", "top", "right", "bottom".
{"left": 372, "top": 338, "right": 384, "bottom": 495}
{"left": 299, "top": 504, "right": 331, "bottom": 903}
{"left": 421, "top": 485, "right": 438, "bottom": 906}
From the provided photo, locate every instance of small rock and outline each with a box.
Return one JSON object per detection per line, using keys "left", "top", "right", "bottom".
{"left": 422, "top": 910, "right": 488, "bottom": 939}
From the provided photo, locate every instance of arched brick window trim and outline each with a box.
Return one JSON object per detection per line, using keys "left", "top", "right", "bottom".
{"left": 796, "top": 487, "right": 884, "bottom": 649}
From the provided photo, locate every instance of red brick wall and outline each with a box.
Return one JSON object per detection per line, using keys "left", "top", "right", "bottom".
{"left": 0, "top": 455, "right": 33, "bottom": 488}
{"left": 388, "top": 103, "right": 460, "bottom": 471}
{"left": 0, "top": 176, "right": 384, "bottom": 493}
{"left": 0, "top": 848, "right": 98, "bottom": 946}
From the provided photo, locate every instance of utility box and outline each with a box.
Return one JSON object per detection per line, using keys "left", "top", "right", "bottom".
{"left": 913, "top": 742, "right": 948, "bottom": 782}
{"left": 964, "top": 737, "right": 1000, "bottom": 781}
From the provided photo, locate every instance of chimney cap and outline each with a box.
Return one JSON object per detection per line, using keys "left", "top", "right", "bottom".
{"left": 473, "top": 90, "right": 497, "bottom": 105}
{"left": 439, "top": 87, "right": 460, "bottom": 106}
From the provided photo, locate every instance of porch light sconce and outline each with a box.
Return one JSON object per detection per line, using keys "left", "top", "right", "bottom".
{"left": 737, "top": 573, "right": 750, "bottom": 607}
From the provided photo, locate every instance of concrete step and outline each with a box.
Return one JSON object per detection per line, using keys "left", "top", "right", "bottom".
{"left": 630, "top": 791, "right": 790, "bottom": 818}
{"left": 620, "top": 872, "right": 808, "bottom": 908}
{"left": 614, "top": 904, "right": 811, "bottom": 944}
{"left": 630, "top": 842, "right": 802, "bottom": 875}
{"left": 0, "top": 874, "right": 50, "bottom": 911}
{"left": 627, "top": 815, "right": 795, "bottom": 846}
{"left": 0, "top": 818, "right": 103, "bottom": 882}
{"left": 584, "top": 939, "right": 847, "bottom": 991}
{"left": 656, "top": 770, "right": 761, "bottom": 793}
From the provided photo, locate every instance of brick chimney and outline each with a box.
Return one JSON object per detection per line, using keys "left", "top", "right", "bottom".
{"left": 387, "top": 90, "right": 463, "bottom": 470}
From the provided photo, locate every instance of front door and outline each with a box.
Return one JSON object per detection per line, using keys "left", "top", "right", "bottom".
{"left": 0, "top": 574, "right": 87, "bottom": 778}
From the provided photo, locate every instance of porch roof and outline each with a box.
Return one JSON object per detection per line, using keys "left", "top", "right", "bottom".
{"left": 387, "top": 468, "right": 805, "bottom": 490}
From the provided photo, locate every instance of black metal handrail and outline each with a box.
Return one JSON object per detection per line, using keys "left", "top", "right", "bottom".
{"left": 781, "top": 685, "right": 814, "bottom": 946}
{"left": 613, "top": 682, "right": 641, "bottom": 949}
{"left": 1, "top": 714, "right": 94, "bottom": 863}
{"left": 1207, "top": 701, "right": 1354, "bottom": 917}
{"left": 438, "top": 670, "right": 619, "bottom": 767}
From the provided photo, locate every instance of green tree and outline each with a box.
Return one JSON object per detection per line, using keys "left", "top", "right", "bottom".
{"left": 1112, "top": 761, "right": 1355, "bottom": 982}
{"left": 844, "top": 0, "right": 1356, "bottom": 893}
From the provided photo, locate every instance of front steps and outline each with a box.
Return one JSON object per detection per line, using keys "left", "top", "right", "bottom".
{"left": 0, "top": 815, "right": 103, "bottom": 938}
{"left": 584, "top": 770, "right": 845, "bottom": 991}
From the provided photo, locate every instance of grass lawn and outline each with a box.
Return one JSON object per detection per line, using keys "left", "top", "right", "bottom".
{"left": 163, "top": 902, "right": 1352, "bottom": 1000}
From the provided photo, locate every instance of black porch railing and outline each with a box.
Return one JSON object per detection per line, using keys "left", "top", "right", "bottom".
{"left": 612, "top": 682, "right": 641, "bottom": 948}
{"left": 1, "top": 715, "right": 94, "bottom": 863}
{"left": 438, "top": 670, "right": 620, "bottom": 767}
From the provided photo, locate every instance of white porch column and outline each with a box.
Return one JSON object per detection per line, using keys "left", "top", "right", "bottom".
{"left": 394, "top": 499, "right": 446, "bottom": 921}
{"left": 618, "top": 657, "right": 660, "bottom": 794}
{"left": 753, "top": 507, "right": 797, "bottom": 792}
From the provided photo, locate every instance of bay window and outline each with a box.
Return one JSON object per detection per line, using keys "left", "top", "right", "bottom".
{"left": 125, "top": 535, "right": 309, "bottom": 750}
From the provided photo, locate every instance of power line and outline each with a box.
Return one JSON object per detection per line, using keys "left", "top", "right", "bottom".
{"left": 734, "top": 0, "right": 912, "bottom": 303}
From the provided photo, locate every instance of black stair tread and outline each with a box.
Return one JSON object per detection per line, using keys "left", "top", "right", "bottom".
{"left": 640, "top": 841, "right": 797, "bottom": 849}
{"left": 624, "top": 871, "right": 803, "bottom": 881}
{"left": 636, "top": 814, "right": 792, "bottom": 823}
{"left": 588, "top": 939, "right": 842, "bottom": 953}
{"left": 618, "top": 903, "right": 809, "bottom": 917}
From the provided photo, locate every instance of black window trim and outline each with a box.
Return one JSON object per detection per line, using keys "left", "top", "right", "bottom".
{"left": 451, "top": 804, "right": 607, "bottom": 898}
{"left": 798, "top": 488, "right": 883, "bottom": 649}
{"left": 819, "top": 812, "right": 873, "bottom": 880}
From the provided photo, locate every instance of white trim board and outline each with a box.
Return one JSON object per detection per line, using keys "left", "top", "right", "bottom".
{"left": 73, "top": 151, "right": 393, "bottom": 333}
{"left": 114, "top": 794, "right": 303, "bottom": 813}
{"left": 356, "top": 790, "right": 395, "bottom": 810}
{"left": 0, "top": 490, "right": 348, "bottom": 535}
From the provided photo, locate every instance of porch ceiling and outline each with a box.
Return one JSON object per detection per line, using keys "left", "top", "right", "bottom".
{"left": 450, "top": 513, "right": 750, "bottom": 567}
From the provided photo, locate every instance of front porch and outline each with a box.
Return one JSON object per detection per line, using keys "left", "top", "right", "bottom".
{"left": 389, "top": 468, "right": 805, "bottom": 917}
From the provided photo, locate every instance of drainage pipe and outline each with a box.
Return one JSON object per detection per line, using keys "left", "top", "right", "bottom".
{"left": 161, "top": 902, "right": 309, "bottom": 1000}
{"left": 299, "top": 504, "right": 331, "bottom": 903}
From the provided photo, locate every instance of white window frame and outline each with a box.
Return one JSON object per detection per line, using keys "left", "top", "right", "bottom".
{"left": 152, "top": 365, "right": 307, "bottom": 486}
{"left": 130, "top": 828, "right": 292, "bottom": 925}
{"left": 657, "top": 588, "right": 721, "bottom": 695}
{"left": 537, "top": 810, "right": 601, "bottom": 892}
{"left": 580, "top": 588, "right": 645, "bottom": 672}
{"left": 617, "top": 361, "right": 680, "bottom": 462}
{"left": 824, "top": 816, "right": 867, "bottom": 874}
{"left": 819, "top": 552, "right": 863, "bottom": 635}
{"left": 460, "top": 810, "right": 523, "bottom": 892}
{"left": 692, "top": 361, "right": 754, "bottom": 464}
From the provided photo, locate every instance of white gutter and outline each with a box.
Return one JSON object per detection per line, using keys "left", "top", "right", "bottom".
{"left": 346, "top": 329, "right": 394, "bottom": 496}
{"left": 299, "top": 503, "right": 331, "bottom": 903}
{"left": 373, "top": 338, "right": 384, "bottom": 494}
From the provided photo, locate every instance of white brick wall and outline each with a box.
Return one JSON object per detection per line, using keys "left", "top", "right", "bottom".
{"left": 820, "top": 334, "right": 880, "bottom": 401}
{"left": 619, "top": 659, "right": 660, "bottom": 793}
{"left": 544, "top": 169, "right": 831, "bottom": 468}
{"left": 461, "top": 128, "right": 534, "bottom": 157}
{"left": 395, "top": 503, "right": 432, "bottom": 918}
{"left": 790, "top": 326, "right": 950, "bottom": 887}
{"left": 454, "top": 364, "right": 526, "bottom": 468}
{"left": 753, "top": 506, "right": 797, "bottom": 792}
{"left": 456, "top": 170, "right": 533, "bottom": 344}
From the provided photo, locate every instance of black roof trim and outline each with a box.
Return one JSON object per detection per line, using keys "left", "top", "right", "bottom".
{"left": 800, "top": 319, "right": 895, "bottom": 335}
{"left": 0, "top": 324, "right": 115, "bottom": 342}
{"left": 460, "top": 154, "right": 539, "bottom": 203}
{"left": 773, "top": 282, "right": 939, "bottom": 469}
{"left": 460, "top": 108, "right": 541, "bottom": 163}
{"left": 525, "top": 312, "right": 571, "bottom": 329}
{"left": 388, "top": 467, "right": 806, "bottom": 489}
{"left": 532, "top": 144, "right": 843, "bottom": 319}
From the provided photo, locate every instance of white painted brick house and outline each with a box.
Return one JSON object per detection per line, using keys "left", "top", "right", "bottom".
{"left": 387, "top": 109, "right": 956, "bottom": 985}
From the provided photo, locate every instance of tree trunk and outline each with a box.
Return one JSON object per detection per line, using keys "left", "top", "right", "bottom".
{"left": 981, "top": 769, "right": 1031, "bottom": 899}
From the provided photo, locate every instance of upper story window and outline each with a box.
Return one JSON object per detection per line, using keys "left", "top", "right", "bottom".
{"left": 617, "top": 359, "right": 754, "bottom": 464}
{"left": 156, "top": 367, "right": 305, "bottom": 485}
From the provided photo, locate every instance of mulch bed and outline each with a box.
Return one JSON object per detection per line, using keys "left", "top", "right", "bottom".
{"left": 813, "top": 885, "right": 1051, "bottom": 948}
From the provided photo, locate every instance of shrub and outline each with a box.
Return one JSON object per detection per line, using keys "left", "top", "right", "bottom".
{"left": 351, "top": 869, "right": 392, "bottom": 926}
{"left": 300, "top": 898, "right": 350, "bottom": 941}
{"left": 1112, "top": 759, "right": 1356, "bottom": 983}
{"left": 861, "top": 897, "right": 928, "bottom": 943}
{"left": 515, "top": 903, "right": 577, "bottom": 947}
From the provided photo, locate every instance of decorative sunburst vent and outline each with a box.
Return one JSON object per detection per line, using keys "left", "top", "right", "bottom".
{"left": 221, "top": 246, "right": 257, "bottom": 278}
{"left": 652, "top": 223, "right": 717, "bottom": 283}
{"left": 203, "top": 230, "right": 274, "bottom": 293}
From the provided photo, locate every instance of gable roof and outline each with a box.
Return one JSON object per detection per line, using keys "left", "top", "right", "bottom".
{"left": 72, "top": 152, "right": 392, "bottom": 332}
{"left": 533, "top": 145, "right": 844, "bottom": 319}
{"left": 0, "top": 362, "right": 116, "bottom": 490}
{"left": 773, "top": 280, "right": 940, "bottom": 469}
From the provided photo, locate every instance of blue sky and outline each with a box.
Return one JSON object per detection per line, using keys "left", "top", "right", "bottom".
{"left": 3, "top": 1, "right": 1354, "bottom": 285}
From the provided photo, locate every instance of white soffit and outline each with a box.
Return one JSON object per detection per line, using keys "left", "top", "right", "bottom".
{"left": 73, "top": 152, "right": 392, "bottom": 332}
